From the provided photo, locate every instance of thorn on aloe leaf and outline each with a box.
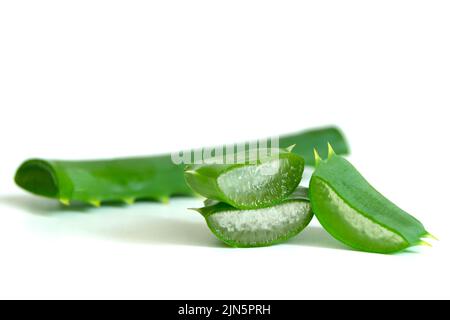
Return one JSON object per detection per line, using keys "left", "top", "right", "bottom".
{"left": 123, "top": 197, "right": 135, "bottom": 205}
{"left": 160, "top": 196, "right": 170, "bottom": 204}
{"left": 425, "top": 233, "right": 439, "bottom": 241}
{"left": 327, "top": 142, "right": 336, "bottom": 159}
{"left": 313, "top": 148, "right": 322, "bottom": 167}
{"left": 89, "top": 200, "right": 101, "bottom": 208}
{"left": 59, "top": 198, "right": 70, "bottom": 206}
{"left": 286, "top": 144, "right": 296, "bottom": 153}
{"left": 419, "top": 240, "right": 432, "bottom": 247}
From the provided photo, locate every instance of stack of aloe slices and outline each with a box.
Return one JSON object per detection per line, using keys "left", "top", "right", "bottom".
{"left": 185, "top": 147, "right": 314, "bottom": 248}
{"left": 186, "top": 144, "right": 434, "bottom": 254}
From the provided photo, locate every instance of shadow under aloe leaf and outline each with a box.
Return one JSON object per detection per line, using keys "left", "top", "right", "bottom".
{"left": 289, "top": 225, "right": 350, "bottom": 251}
{"left": 0, "top": 195, "right": 349, "bottom": 250}
{"left": 96, "top": 219, "right": 220, "bottom": 247}
{"left": 0, "top": 194, "right": 90, "bottom": 215}
{"left": 0, "top": 195, "right": 220, "bottom": 248}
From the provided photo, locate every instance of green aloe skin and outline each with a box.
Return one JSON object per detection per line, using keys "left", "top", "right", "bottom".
{"left": 309, "top": 145, "right": 433, "bottom": 254}
{"left": 15, "top": 126, "right": 349, "bottom": 206}
{"left": 15, "top": 156, "right": 192, "bottom": 207}
{"left": 195, "top": 188, "right": 313, "bottom": 248}
{"left": 184, "top": 147, "right": 305, "bottom": 209}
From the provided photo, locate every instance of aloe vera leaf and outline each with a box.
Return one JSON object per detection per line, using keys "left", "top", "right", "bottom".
{"left": 196, "top": 191, "right": 313, "bottom": 248}
{"left": 15, "top": 126, "right": 349, "bottom": 205}
{"left": 185, "top": 148, "right": 304, "bottom": 209}
{"left": 309, "top": 145, "right": 431, "bottom": 254}
{"left": 15, "top": 156, "right": 192, "bottom": 205}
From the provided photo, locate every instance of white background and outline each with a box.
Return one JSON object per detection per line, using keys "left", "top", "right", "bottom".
{"left": 0, "top": 1, "right": 449, "bottom": 299}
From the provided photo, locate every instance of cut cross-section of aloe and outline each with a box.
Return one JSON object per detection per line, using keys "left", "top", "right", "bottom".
{"left": 195, "top": 190, "right": 313, "bottom": 248}
{"left": 184, "top": 148, "right": 304, "bottom": 209}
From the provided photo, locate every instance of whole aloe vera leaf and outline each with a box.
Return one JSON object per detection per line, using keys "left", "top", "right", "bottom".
{"left": 309, "top": 145, "right": 431, "bottom": 254}
{"left": 184, "top": 148, "right": 304, "bottom": 209}
{"left": 195, "top": 189, "right": 313, "bottom": 248}
{"left": 15, "top": 126, "right": 349, "bottom": 206}
{"left": 15, "top": 156, "right": 192, "bottom": 206}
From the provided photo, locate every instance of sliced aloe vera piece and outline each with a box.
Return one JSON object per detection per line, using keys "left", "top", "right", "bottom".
{"left": 196, "top": 192, "right": 313, "bottom": 248}
{"left": 309, "top": 145, "right": 432, "bottom": 254}
{"left": 184, "top": 148, "right": 304, "bottom": 209}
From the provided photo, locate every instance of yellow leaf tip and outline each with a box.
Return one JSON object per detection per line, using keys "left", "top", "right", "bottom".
{"left": 425, "top": 233, "right": 439, "bottom": 241}
{"left": 419, "top": 240, "right": 432, "bottom": 247}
